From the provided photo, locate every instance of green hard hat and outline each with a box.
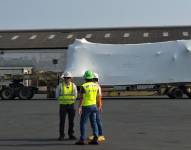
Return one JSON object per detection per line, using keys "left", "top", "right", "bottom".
{"left": 83, "top": 70, "right": 94, "bottom": 79}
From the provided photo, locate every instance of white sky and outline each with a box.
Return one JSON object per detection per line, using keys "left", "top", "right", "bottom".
{"left": 0, "top": 0, "right": 191, "bottom": 29}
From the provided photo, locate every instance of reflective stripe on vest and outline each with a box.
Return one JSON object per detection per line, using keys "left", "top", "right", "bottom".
{"left": 59, "top": 82, "right": 75, "bottom": 104}
{"left": 82, "top": 82, "right": 98, "bottom": 106}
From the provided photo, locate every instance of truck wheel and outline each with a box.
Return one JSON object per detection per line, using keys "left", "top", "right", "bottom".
{"left": 186, "top": 93, "right": 191, "bottom": 98}
{"left": 167, "top": 93, "right": 174, "bottom": 99}
{"left": 167, "top": 87, "right": 175, "bottom": 99}
{"left": 172, "top": 88, "right": 183, "bottom": 99}
{"left": 18, "top": 87, "right": 33, "bottom": 100}
{"left": 28, "top": 91, "right": 34, "bottom": 100}
{"left": 167, "top": 87, "right": 183, "bottom": 99}
{"left": 184, "top": 87, "right": 191, "bottom": 98}
{"left": 1, "top": 88, "right": 15, "bottom": 100}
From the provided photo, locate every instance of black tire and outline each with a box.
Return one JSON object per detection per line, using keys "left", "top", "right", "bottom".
{"left": 167, "top": 87, "right": 176, "bottom": 99}
{"left": 167, "top": 93, "right": 175, "bottom": 99}
{"left": 167, "top": 87, "right": 183, "bottom": 99}
{"left": 18, "top": 87, "right": 33, "bottom": 100}
{"left": 186, "top": 93, "right": 191, "bottom": 98}
{"left": 28, "top": 91, "right": 34, "bottom": 100}
{"left": 1, "top": 88, "right": 15, "bottom": 100}
{"left": 184, "top": 87, "right": 191, "bottom": 98}
{"left": 172, "top": 88, "right": 183, "bottom": 99}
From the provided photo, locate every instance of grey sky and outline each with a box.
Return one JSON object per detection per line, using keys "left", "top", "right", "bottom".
{"left": 0, "top": 0, "right": 190, "bottom": 29}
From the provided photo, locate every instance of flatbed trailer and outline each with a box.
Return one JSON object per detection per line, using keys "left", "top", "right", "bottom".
{"left": 101, "top": 83, "right": 191, "bottom": 98}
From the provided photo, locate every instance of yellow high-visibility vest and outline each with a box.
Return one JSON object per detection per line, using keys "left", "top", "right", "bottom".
{"left": 82, "top": 82, "right": 98, "bottom": 106}
{"left": 58, "top": 82, "right": 76, "bottom": 104}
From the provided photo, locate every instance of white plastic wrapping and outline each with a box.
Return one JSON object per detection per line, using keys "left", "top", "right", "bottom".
{"left": 65, "top": 39, "right": 191, "bottom": 85}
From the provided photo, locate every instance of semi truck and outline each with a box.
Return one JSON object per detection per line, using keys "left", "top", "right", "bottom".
{"left": 0, "top": 49, "right": 65, "bottom": 100}
{"left": 0, "top": 67, "right": 38, "bottom": 100}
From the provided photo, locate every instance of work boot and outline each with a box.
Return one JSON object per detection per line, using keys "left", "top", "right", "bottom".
{"left": 98, "top": 135, "right": 106, "bottom": 142}
{"left": 69, "top": 135, "right": 77, "bottom": 140}
{"left": 58, "top": 136, "right": 65, "bottom": 141}
{"left": 88, "top": 136, "right": 99, "bottom": 145}
{"left": 88, "top": 135, "right": 106, "bottom": 142}
{"left": 88, "top": 135, "right": 94, "bottom": 140}
{"left": 75, "top": 140, "right": 86, "bottom": 145}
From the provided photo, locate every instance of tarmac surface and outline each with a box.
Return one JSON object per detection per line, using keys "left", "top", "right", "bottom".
{"left": 0, "top": 98, "right": 191, "bottom": 150}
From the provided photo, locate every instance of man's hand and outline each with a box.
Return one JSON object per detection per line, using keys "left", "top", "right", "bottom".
{"left": 98, "top": 106, "right": 102, "bottom": 112}
{"left": 78, "top": 107, "right": 82, "bottom": 115}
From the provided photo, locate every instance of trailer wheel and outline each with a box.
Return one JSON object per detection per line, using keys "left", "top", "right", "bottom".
{"left": 167, "top": 93, "right": 174, "bottom": 99}
{"left": 18, "top": 87, "right": 33, "bottom": 100}
{"left": 186, "top": 93, "right": 191, "bottom": 98}
{"left": 167, "top": 88, "right": 183, "bottom": 99}
{"left": 185, "top": 87, "right": 191, "bottom": 98}
{"left": 173, "top": 88, "right": 183, "bottom": 99}
{"left": 28, "top": 91, "right": 34, "bottom": 100}
{"left": 1, "top": 88, "right": 15, "bottom": 100}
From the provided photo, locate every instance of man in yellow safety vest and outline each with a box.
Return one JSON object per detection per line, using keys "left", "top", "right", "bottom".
{"left": 56, "top": 71, "right": 77, "bottom": 140}
{"left": 75, "top": 70, "right": 102, "bottom": 145}
{"left": 88, "top": 72, "right": 105, "bottom": 142}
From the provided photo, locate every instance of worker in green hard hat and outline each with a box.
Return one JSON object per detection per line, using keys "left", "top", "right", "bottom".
{"left": 75, "top": 70, "right": 102, "bottom": 145}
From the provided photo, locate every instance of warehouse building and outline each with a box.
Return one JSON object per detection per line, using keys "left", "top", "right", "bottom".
{"left": 0, "top": 26, "right": 191, "bottom": 50}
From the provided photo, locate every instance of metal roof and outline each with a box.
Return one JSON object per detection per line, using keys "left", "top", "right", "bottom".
{"left": 0, "top": 26, "right": 191, "bottom": 50}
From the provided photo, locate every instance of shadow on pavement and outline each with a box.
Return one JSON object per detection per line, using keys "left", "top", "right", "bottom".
{"left": 0, "top": 138, "right": 76, "bottom": 147}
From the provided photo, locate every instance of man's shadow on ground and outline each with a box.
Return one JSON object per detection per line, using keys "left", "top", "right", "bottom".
{"left": 0, "top": 138, "right": 76, "bottom": 147}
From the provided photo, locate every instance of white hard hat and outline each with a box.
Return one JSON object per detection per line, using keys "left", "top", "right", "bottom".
{"left": 94, "top": 72, "right": 99, "bottom": 79}
{"left": 61, "top": 71, "right": 72, "bottom": 78}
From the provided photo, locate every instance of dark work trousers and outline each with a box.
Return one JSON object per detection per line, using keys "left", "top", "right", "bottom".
{"left": 59, "top": 104, "right": 75, "bottom": 137}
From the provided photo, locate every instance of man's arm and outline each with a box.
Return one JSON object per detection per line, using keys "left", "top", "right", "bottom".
{"left": 55, "top": 83, "right": 61, "bottom": 99}
{"left": 78, "top": 86, "right": 85, "bottom": 115}
{"left": 97, "top": 85, "right": 103, "bottom": 112}
{"left": 73, "top": 83, "right": 78, "bottom": 99}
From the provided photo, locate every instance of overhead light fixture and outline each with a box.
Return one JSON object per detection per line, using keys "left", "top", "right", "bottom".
{"left": 143, "top": 33, "right": 149, "bottom": 37}
{"left": 29, "top": 35, "right": 37, "bottom": 40}
{"left": 67, "top": 34, "right": 73, "bottom": 39}
{"left": 123, "top": 33, "right": 130, "bottom": 38}
{"left": 85, "top": 34, "right": 92, "bottom": 39}
{"left": 11, "top": 35, "right": 19, "bottom": 40}
{"left": 163, "top": 32, "right": 169, "bottom": 37}
{"left": 182, "top": 32, "right": 189, "bottom": 37}
{"left": 104, "top": 33, "right": 111, "bottom": 38}
{"left": 48, "top": 34, "right": 56, "bottom": 39}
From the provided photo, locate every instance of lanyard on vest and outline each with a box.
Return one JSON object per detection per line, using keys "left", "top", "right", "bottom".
{"left": 60, "top": 82, "right": 74, "bottom": 96}
{"left": 59, "top": 82, "right": 75, "bottom": 104}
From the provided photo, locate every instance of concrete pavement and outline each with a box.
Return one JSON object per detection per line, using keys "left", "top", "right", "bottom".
{"left": 0, "top": 98, "right": 191, "bottom": 150}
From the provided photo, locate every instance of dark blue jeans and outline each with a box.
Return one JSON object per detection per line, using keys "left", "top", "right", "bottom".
{"left": 80, "top": 105, "right": 98, "bottom": 141}
{"left": 91, "top": 111, "right": 103, "bottom": 136}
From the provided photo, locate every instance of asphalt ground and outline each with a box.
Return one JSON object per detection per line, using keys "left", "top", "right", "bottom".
{"left": 0, "top": 98, "right": 191, "bottom": 150}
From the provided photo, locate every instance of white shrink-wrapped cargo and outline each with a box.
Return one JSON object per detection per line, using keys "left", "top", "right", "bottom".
{"left": 65, "top": 39, "right": 191, "bottom": 85}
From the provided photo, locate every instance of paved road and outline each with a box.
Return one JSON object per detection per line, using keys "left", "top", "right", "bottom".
{"left": 0, "top": 99, "right": 191, "bottom": 150}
